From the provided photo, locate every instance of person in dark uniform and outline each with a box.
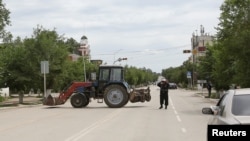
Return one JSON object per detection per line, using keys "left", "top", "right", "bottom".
{"left": 207, "top": 81, "right": 212, "bottom": 98}
{"left": 157, "top": 78, "right": 169, "bottom": 109}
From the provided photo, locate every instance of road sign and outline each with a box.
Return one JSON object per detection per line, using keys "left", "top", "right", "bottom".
{"left": 41, "top": 61, "right": 49, "bottom": 74}
{"left": 192, "top": 49, "right": 197, "bottom": 55}
{"left": 197, "top": 80, "right": 207, "bottom": 83}
{"left": 198, "top": 46, "right": 206, "bottom": 52}
{"left": 41, "top": 61, "right": 49, "bottom": 97}
{"left": 187, "top": 71, "right": 191, "bottom": 78}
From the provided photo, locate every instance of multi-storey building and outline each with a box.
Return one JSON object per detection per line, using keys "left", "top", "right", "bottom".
{"left": 191, "top": 25, "right": 215, "bottom": 64}
{"left": 189, "top": 25, "right": 215, "bottom": 86}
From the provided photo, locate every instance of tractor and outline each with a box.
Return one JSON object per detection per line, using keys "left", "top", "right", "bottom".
{"left": 43, "top": 65, "right": 151, "bottom": 108}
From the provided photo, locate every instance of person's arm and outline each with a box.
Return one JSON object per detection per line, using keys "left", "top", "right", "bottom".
{"left": 157, "top": 82, "right": 161, "bottom": 87}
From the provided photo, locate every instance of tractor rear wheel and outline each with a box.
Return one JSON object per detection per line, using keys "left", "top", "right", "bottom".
{"left": 70, "top": 93, "right": 89, "bottom": 108}
{"left": 104, "top": 85, "right": 128, "bottom": 108}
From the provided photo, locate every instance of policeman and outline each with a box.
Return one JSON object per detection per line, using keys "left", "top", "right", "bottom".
{"left": 157, "top": 78, "right": 169, "bottom": 109}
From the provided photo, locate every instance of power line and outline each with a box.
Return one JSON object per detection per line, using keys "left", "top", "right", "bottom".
{"left": 92, "top": 44, "right": 191, "bottom": 56}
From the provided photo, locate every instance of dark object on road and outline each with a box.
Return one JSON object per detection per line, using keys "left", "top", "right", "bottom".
{"left": 169, "top": 83, "right": 177, "bottom": 89}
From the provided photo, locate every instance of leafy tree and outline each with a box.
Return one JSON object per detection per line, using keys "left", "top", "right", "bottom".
{"left": 0, "top": 39, "right": 29, "bottom": 92}
{"left": 214, "top": 0, "right": 250, "bottom": 89}
{"left": 24, "top": 26, "right": 70, "bottom": 91}
{"left": 65, "top": 37, "right": 80, "bottom": 54}
{"left": 0, "top": 26, "right": 71, "bottom": 93}
{"left": 196, "top": 45, "right": 214, "bottom": 82}
{"left": 0, "top": 0, "right": 12, "bottom": 42}
{"left": 124, "top": 65, "right": 157, "bottom": 86}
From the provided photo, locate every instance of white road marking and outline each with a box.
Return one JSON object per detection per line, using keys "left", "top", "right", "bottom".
{"left": 170, "top": 95, "right": 187, "bottom": 133}
{"left": 176, "top": 115, "right": 182, "bottom": 122}
{"left": 181, "top": 128, "right": 187, "bottom": 133}
{"left": 65, "top": 109, "right": 122, "bottom": 141}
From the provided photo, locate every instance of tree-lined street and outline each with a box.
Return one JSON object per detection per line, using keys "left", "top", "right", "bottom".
{"left": 0, "top": 86, "right": 216, "bottom": 141}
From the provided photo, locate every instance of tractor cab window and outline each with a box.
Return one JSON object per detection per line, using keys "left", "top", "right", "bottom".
{"left": 99, "top": 69, "right": 109, "bottom": 81}
{"left": 110, "top": 68, "right": 122, "bottom": 81}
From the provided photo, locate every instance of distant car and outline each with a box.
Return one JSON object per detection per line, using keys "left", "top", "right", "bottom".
{"left": 169, "top": 83, "right": 177, "bottom": 89}
{"left": 202, "top": 88, "right": 250, "bottom": 125}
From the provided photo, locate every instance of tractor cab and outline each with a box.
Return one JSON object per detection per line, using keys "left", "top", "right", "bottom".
{"left": 96, "top": 65, "right": 130, "bottom": 95}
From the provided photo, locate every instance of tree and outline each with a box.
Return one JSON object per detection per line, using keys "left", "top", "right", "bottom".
{"left": 214, "top": 0, "right": 250, "bottom": 89}
{"left": 65, "top": 38, "right": 80, "bottom": 54}
{"left": 196, "top": 45, "right": 214, "bottom": 82}
{"left": 24, "top": 26, "right": 69, "bottom": 91}
{"left": 124, "top": 65, "right": 157, "bottom": 86}
{"left": 0, "top": 0, "right": 12, "bottom": 42}
{"left": 0, "top": 26, "right": 71, "bottom": 93}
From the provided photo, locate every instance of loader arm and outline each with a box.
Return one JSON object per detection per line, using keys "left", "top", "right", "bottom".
{"left": 43, "top": 81, "right": 92, "bottom": 106}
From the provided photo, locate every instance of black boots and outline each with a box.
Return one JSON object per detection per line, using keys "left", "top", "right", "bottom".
{"left": 159, "top": 105, "right": 167, "bottom": 109}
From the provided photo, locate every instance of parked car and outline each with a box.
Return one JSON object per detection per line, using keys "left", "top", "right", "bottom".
{"left": 169, "top": 83, "right": 177, "bottom": 89}
{"left": 202, "top": 88, "right": 250, "bottom": 125}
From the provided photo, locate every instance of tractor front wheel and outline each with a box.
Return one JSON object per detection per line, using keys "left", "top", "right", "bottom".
{"left": 70, "top": 93, "right": 89, "bottom": 108}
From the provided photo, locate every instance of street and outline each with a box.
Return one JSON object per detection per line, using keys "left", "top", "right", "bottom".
{"left": 0, "top": 85, "right": 216, "bottom": 141}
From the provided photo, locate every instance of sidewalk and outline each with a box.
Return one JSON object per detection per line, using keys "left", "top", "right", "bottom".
{"left": 192, "top": 88, "right": 219, "bottom": 103}
{"left": 0, "top": 94, "right": 43, "bottom": 108}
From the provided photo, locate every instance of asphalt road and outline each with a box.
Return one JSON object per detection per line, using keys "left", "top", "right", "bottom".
{"left": 0, "top": 85, "right": 216, "bottom": 141}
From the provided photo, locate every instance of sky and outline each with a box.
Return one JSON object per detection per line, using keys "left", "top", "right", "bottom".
{"left": 4, "top": 0, "right": 224, "bottom": 73}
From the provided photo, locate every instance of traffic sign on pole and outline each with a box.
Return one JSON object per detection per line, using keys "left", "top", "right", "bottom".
{"left": 183, "top": 50, "right": 191, "bottom": 53}
{"left": 41, "top": 61, "right": 49, "bottom": 74}
{"left": 41, "top": 61, "right": 49, "bottom": 97}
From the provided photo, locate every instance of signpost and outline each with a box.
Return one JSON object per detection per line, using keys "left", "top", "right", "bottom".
{"left": 187, "top": 71, "right": 192, "bottom": 88}
{"left": 41, "top": 61, "right": 49, "bottom": 97}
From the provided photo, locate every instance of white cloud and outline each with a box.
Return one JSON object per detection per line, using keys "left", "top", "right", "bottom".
{"left": 4, "top": 0, "right": 224, "bottom": 72}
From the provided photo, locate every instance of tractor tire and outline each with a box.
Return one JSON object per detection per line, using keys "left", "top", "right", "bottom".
{"left": 70, "top": 93, "right": 89, "bottom": 108}
{"left": 104, "top": 85, "right": 128, "bottom": 108}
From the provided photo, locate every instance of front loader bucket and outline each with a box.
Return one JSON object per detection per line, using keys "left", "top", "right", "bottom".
{"left": 43, "top": 94, "right": 56, "bottom": 106}
{"left": 43, "top": 94, "right": 65, "bottom": 106}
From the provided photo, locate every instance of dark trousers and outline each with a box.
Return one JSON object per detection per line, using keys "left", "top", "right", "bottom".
{"left": 160, "top": 93, "right": 168, "bottom": 106}
{"left": 208, "top": 88, "right": 211, "bottom": 97}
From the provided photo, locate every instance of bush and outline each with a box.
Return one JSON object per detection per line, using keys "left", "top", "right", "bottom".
{"left": 0, "top": 95, "right": 4, "bottom": 102}
{"left": 210, "top": 92, "right": 219, "bottom": 99}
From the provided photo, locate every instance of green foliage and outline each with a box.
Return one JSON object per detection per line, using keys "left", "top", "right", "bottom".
{"left": 124, "top": 65, "right": 158, "bottom": 86}
{"left": 193, "top": 0, "right": 250, "bottom": 91}
{"left": 212, "top": 0, "right": 250, "bottom": 89}
{"left": 0, "top": 26, "right": 71, "bottom": 93}
{"left": 196, "top": 46, "right": 214, "bottom": 80}
{"left": 0, "top": 95, "right": 4, "bottom": 102}
{"left": 0, "top": 0, "right": 11, "bottom": 41}
{"left": 65, "top": 38, "right": 80, "bottom": 54}
{"left": 162, "top": 61, "right": 193, "bottom": 87}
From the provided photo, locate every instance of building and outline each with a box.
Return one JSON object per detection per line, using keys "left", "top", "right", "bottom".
{"left": 68, "top": 35, "right": 91, "bottom": 61}
{"left": 191, "top": 25, "right": 215, "bottom": 64}
{"left": 79, "top": 35, "right": 91, "bottom": 60}
{"left": 189, "top": 25, "right": 215, "bottom": 86}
